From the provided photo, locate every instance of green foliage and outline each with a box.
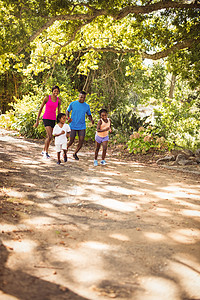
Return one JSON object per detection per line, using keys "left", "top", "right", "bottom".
{"left": 154, "top": 97, "right": 200, "bottom": 150}
{"left": 0, "top": 111, "right": 16, "bottom": 129}
{"left": 111, "top": 106, "right": 146, "bottom": 136}
{"left": 127, "top": 126, "right": 169, "bottom": 154}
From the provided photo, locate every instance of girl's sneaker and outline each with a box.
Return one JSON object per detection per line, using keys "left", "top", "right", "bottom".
{"left": 57, "top": 160, "right": 61, "bottom": 165}
{"left": 100, "top": 160, "right": 106, "bottom": 165}
{"left": 94, "top": 160, "right": 98, "bottom": 167}
{"left": 64, "top": 156, "right": 67, "bottom": 162}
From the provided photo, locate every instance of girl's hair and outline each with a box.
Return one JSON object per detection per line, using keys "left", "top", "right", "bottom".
{"left": 99, "top": 108, "right": 108, "bottom": 115}
{"left": 52, "top": 85, "right": 60, "bottom": 93}
{"left": 57, "top": 113, "right": 66, "bottom": 123}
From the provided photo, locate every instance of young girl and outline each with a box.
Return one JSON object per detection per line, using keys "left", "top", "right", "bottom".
{"left": 34, "top": 85, "right": 61, "bottom": 159}
{"left": 53, "top": 113, "right": 71, "bottom": 164}
{"left": 94, "top": 109, "right": 111, "bottom": 166}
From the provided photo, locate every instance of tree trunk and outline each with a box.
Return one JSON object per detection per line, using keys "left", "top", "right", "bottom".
{"left": 169, "top": 74, "right": 176, "bottom": 99}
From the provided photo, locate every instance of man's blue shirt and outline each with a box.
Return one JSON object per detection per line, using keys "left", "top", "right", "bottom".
{"left": 67, "top": 100, "right": 91, "bottom": 130}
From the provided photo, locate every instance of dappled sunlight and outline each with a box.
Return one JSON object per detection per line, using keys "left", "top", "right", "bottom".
{"left": 105, "top": 185, "right": 145, "bottom": 196}
{"left": 0, "top": 223, "right": 21, "bottom": 232}
{"left": 181, "top": 209, "right": 200, "bottom": 217}
{"left": 168, "top": 228, "right": 199, "bottom": 244}
{"left": 81, "top": 241, "right": 111, "bottom": 250}
{"left": 167, "top": 256, "right": 200, "bottom": 298}
{"left": 22, "top": 183, "right": 36, "bottom": 187}
{"left": 111, "top": 161, "right": 130, "bottom": 165}
{"left": 2, "top": 189, "right": 26, "bottom": 199}
{"left": 48, "top": 241, "right": 113, "bottom": 285}
{"left": 152, "top": 191, "right": 179, "bottom": 200}
{"left": 162, "top": 185, "right": 200, "bottom": 195}
{"left": 3, "top": 239, "right": 38, "bottom": 253}
{"left": 13, "top": 157, "right": 41, "bottom": 165}
{"left": 143, "top": 232, "right": 166, "bottom": 241}
{"left": 0, "top": 291, "right": 19, "bottom": 299}
{"left": 37, "top": 203, "right": 55, "bottom": 209}
{"left": 134, "top": 178, "right": 155, "bottom": 185}
{"left": 175, "top": 199, "right": 200, "bottom": 209}
{"left": 109, "top": 233, "right": 130, "bottom": 241}
{"left": 24, "top": 216, "right": 54, "bottom": 225}
{"left": 35, "top": 191, "right": 54, "bottom": 199}
{"left": 98, "top": 170, "right": 122, "bottom": 176}
{"left": 96, "top": 198, "right": 139, "bottom": 212}
{"left": 152, "top": 207, "right": 172, "bottom": 217}
{"left": 136, "top": 276, "right": 181, "bottom": 300}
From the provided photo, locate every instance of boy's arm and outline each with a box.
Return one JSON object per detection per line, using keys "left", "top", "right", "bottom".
{"left": 53, "top": 126, "right": 65, "bottom": 137}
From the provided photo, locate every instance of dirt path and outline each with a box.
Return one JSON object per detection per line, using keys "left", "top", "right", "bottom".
{"left": 0, "top": 129, "right": 200, "bottom": 300}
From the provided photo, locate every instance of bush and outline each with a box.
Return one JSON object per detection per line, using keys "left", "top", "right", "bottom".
{"left": 127, "top": 126, "right": 169, "bottom": 154}
{"left": 154, "top": 98, "right": 200, "bottom": 150}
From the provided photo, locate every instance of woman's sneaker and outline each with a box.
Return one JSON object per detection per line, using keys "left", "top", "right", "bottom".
{"left": 100, "top": 160, "right": 106, "bottom": 165}
{"left": 94, "top": 160, "right": 98, "bottom": 167}
{"left": 43, "top": 152, "right": 50, "bottom": 159}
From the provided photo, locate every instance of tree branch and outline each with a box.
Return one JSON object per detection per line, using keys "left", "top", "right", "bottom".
{"left": 82, "top": 38, "right": 200, "bottom": 60}
{"left": 115, "top": 0, "right": 200, "bottom": 20}
{"left": 29, "top": 0, "right": 200, "bottom": 43}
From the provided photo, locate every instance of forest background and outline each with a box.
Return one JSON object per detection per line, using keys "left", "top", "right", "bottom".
{"left": 0, "top": 0, "right": 200, "bottom": 154}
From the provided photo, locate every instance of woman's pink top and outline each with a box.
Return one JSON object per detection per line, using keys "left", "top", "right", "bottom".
{"left": 43, "top": 95, "right": 59, "bottom": 120}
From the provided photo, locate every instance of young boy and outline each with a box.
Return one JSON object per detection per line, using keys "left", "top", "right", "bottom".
{"left": 53, "top": 113, "right": 71, "bottom": 164}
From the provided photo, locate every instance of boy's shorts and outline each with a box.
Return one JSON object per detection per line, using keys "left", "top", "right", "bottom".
{"left": 55, "top": 143, "right": 67, "bottom": 152}
{"left": 95, "top": 133, "right": 109, "bottom": 144}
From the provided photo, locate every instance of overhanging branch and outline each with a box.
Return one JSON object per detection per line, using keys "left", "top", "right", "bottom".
{"left": 82, "top": 38, "right": 200, "bottom": 60}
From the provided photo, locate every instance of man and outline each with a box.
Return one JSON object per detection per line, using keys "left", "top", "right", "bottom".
{"left": 66, "top": 91, "right": 94, "bottom": 160}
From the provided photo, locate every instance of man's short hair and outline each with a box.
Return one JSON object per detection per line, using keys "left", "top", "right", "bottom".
{"left": 80, "top": 91, "right": 87, "bottom": 95}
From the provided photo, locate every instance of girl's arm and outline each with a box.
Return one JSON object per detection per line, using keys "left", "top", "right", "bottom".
{"left": 109, "top": 119, "right": 112, "bottom": 133}
{"left": 96, "top": 120, "right": 110, "bottom": 132}
{"left": 34, "top": 96, "right": 48, "bottom": 128}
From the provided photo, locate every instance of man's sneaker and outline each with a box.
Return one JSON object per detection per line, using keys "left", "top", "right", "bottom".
{"left": 100, "top": 160, "right": 106, "bottom": 165}
{"left": 64, "top": 156, "right": 67, "bottom": 162}
{"left": 94, "top": 160, "right": 98, "bottom": 167}
{"left": 57, "top": 160, "right": 61, "bottom": 165}
{"left": 73, "top": 153, "right": 79, "bottom": 160}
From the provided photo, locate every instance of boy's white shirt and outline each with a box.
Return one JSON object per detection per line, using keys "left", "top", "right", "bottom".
{"left": 53, "top": 123, "right": 71, "bottom": 145}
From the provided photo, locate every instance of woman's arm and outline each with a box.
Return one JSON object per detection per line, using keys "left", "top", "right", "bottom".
{"left": 34, "top": 96, "right": 48, "bottom": 128}
{"left": 58, "top": 98, "right": 61, "bottom": 114}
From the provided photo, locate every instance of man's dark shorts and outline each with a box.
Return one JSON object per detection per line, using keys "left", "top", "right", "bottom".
{"left": 43, "top": 119, "right": 56, "bottom": 128}
{"left": 70, "top": 129, "right": 86, "bottom": 138}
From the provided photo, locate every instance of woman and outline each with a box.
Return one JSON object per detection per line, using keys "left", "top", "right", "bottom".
{"left": 34, "top": 85, "right": 61, "bottom": 158}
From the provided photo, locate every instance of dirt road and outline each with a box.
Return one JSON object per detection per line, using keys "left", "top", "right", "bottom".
{"left": 0, "top": 129, "right": 200, "bottom": 300}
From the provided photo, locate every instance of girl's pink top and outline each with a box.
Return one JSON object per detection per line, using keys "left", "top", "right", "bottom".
{"left": 97, "top": 118, "right": 111, "bottom": 138}
{"left": 43, "top": 95, "right": 59, "bottom": 120}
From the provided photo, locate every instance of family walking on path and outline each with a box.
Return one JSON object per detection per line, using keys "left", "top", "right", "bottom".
{"left": 34, "top": 87, "right": 111, "bottom": 166}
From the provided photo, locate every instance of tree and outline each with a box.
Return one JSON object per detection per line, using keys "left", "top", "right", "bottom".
{"left": 0, "top": 0, "right": 199, "bottom": 81}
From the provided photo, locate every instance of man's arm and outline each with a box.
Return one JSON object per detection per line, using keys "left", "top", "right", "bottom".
{"left": 88, "top": 114, "right": 94, "bottom": 124}
{"left": 66, "top": 107, "right": 72, "bottom": 123}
